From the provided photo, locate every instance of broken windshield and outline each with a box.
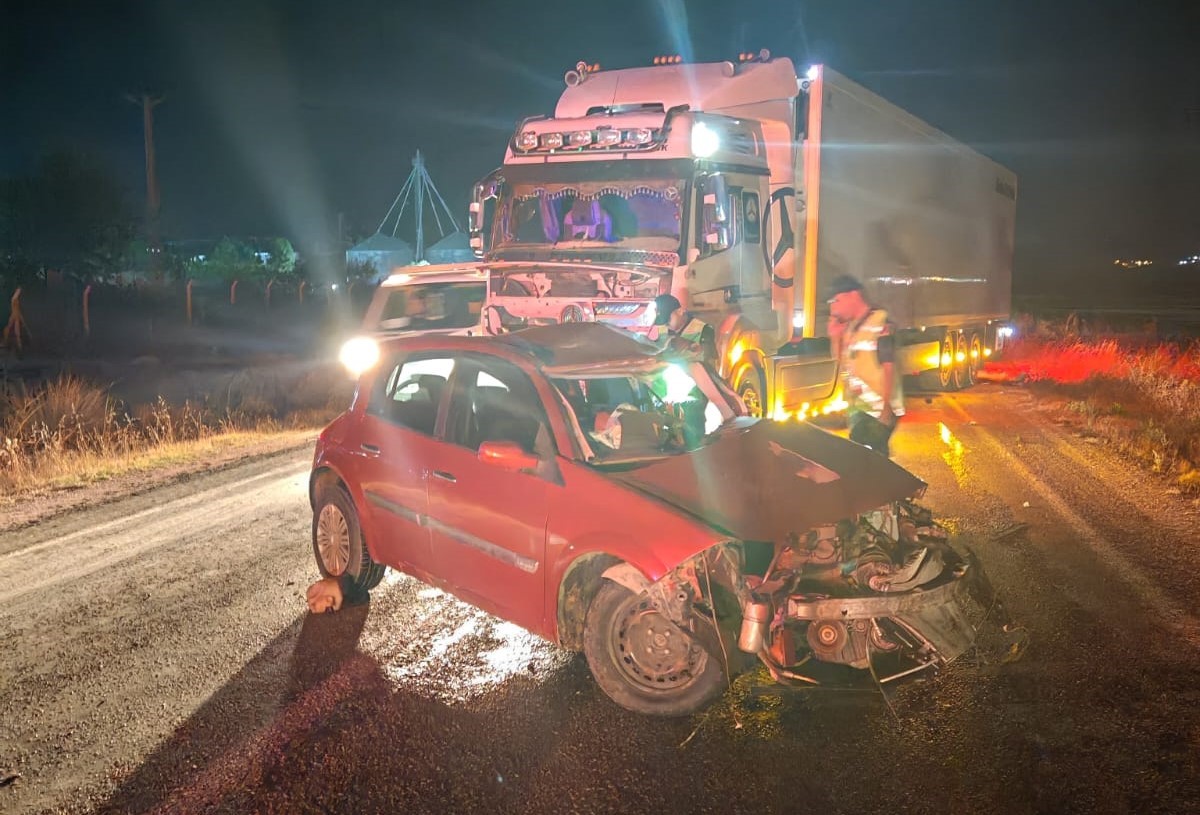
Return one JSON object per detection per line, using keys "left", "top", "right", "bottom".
{"left": 497, "top": 179, "right": 684, "bottom": 250}
{"left": 551, "top": 360, "right": 741, "bottom": 461}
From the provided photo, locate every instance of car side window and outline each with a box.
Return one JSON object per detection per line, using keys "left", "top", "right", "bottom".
{"left": 368, "top": 355, "right": 455, "bottom": 435}
{"left": 446, "top": 358, "right": 552, "bottom": 454}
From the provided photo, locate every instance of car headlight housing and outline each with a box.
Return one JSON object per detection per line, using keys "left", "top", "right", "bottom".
{"left": 339, "top": 336, "right": 381, "bottom": 377}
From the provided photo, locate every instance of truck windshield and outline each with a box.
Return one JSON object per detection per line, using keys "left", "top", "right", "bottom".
{"left": 551, "top": 360, "right": 741, "bottom": 461}
{"left": 377, "top": 282, "right": 486, "bottom": 332}
{"left": 497, "top": 179, "right": 684, "bottom": 250}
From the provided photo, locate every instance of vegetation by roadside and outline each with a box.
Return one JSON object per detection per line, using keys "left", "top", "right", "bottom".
{"left": 0, "top": 367, "right": 351, "bottom": 500}
{"left": 982, "top": 337, "right": 1200, "bottom": 492}
{"left": 5, "top": 329, "right": 1198, "bottom": 517}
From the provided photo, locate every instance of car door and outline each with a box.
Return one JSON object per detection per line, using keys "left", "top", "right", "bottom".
{"left": 426, "top": 354, "right": 554, "bottom": 630}
{"left": 355, "top": 352, "right": 456, "bottom": 577}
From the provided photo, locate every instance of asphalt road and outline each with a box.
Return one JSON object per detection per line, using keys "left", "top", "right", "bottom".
{"left": 2, "top": 386, "right": 1199, "bottom": 814}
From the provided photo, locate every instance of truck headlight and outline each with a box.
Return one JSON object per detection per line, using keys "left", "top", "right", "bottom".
{"left": 691, "top": 122, "right": 720, "bottom": 158}
{"left": 339, "top": 336, "right": 380, "bottom": 377}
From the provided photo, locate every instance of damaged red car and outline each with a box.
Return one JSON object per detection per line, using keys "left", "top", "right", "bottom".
{"left": 310, "top": 323, "right": 1000, "bottom": 715}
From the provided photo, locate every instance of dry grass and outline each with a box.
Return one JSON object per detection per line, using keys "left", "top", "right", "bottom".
{"left": 984, "top": 336, "right": 1200, "bottom": 491}
{"left": 0, "top": 369, "right": 350, "bottom": 498}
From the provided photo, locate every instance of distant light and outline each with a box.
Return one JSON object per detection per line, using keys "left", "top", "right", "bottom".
{"left": 792, "top": 309, "right": 806, "bottom": 329}
{"left": 998, "top": 326, "right": 1015, "bottom": 338}
{"left": 691, "top": 121, "right": 720, "bottom": 158}
{"left": 331, "top": 283, "right": 339, "bottom": 291}
{"left": 806, "top": 65, "right": 820, "bottom": 81}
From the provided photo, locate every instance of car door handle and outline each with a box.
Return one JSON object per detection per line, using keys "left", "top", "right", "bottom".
{"left": 431, "top": 470, "right": 456, "bottom": 483}
{"left": 360, "top": 443, "right": 381, "bottom": 457}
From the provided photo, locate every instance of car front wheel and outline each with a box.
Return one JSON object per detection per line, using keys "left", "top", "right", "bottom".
{"left": 582, "top": 580, "right": 725, "bottom": 716}
{"left": 312, "top": 483, "right": 386, "bottom": 594}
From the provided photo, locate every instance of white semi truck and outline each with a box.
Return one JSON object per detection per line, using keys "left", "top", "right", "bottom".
{"left": 469, "top": 52, "right": 1017, "bottom": 418}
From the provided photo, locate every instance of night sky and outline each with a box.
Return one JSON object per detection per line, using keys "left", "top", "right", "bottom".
{"left": 3, "top": 0, "right": 1198, "bottom": 290}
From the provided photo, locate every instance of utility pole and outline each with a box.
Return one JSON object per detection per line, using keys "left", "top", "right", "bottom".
{"left": 127, "top": 91, "right": 165, "bottom": 279}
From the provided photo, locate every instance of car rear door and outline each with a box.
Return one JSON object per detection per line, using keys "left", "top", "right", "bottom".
{"left": 355, "top": 352, "right": 456, "bottom": 577}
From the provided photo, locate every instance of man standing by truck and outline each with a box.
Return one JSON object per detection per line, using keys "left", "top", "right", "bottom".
{"left": 827, "top": 275, "right": 905, "bottom": 457}
{"left": 651, "top": 294, "right": 718, "bottom": 368}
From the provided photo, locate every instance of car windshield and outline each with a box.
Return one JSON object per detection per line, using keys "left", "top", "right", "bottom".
{"left": 551, "top": 360, "right": 741, "bottom": 461}
{"left": 496, "top": 179, "right": 684, "bottom": 251}
{"left": 377, "top": 281, "right": 486, "bottom": 332}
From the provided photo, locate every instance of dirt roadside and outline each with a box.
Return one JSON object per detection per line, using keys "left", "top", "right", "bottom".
{"left": 0, "top": 429, "right": 319, "bottom": 534}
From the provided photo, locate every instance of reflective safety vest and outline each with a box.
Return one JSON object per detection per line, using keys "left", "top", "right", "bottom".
{"left": 677, "top": 317, "right": 718, "bottom": 366}
{"left": 842, "top": 309, "right": 905, "bottom": 419}
{"left": 678, "top": 317, "right": 708, "bottom": 344}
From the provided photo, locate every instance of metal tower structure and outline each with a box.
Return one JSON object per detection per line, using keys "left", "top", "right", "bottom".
{"left": 374, "top": 151, "right": 461, "bottom": 262}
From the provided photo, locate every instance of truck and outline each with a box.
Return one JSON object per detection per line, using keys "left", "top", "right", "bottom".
{"left": 468, "top": 51, "right": 1017, "bottom": 419}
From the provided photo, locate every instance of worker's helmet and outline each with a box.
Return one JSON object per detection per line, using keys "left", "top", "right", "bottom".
{"left": 652, "top": 294, "right": 681, "bottom": 326}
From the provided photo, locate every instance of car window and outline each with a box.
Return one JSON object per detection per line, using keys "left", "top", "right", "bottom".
{"left": 368, "top": 355, "right": 455, "bottom": 435}
{"left": 376, "top": 282, "right": 486, "bottom": 332}
{"left": 446, "top": 357, "right": 551, "bottom": 454}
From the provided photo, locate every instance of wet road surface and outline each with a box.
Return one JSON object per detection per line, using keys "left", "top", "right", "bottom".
{"left": 2, "top": 386, "right": 1199, "bottom": 814}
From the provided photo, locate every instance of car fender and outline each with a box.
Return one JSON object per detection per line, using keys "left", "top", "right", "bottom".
{"left": 309, "top": 460, "right": 381, "bottom": 564}
{"left": 600, "top": 562, "right": 653, "bottom": 595}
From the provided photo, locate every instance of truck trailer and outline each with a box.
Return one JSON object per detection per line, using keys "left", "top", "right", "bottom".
{"left": 469, "top": 52, "right": 1016, "bottom": 417}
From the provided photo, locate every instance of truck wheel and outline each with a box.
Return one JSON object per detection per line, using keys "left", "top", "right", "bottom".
{"left": 938, "top": 330, "right": 958, "bottom": 391}
{"left": 313, "top": 483, "right": 386, "bottom": 594}
{"left": 966, "top": 332, "right": 983, "bottom": 385}
{"left": 583, "top": 581, "right": 726, "bottom": 717}
{"left": 952, "top": 331, "right": 970, "bottom": 390}
{"left": 736, "top": 366, "right": 766, "bottom": 418}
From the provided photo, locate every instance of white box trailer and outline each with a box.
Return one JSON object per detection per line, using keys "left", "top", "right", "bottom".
{"left": 803, "top": 67, "right": 1017, "bottom": 391}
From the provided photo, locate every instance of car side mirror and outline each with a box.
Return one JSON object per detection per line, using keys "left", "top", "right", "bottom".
{"left": 478, "top": 440, "right": 540, "bottom": 473}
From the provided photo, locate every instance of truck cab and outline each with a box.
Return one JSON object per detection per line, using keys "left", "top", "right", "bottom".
{"left": 470, "top": 53, "right": 1015, "bottom": 418}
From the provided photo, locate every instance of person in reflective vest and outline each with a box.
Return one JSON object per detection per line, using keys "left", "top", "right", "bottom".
{"left": 651, "top": 294, "right": 718, "bottom": 368}
{"left": 827, "top": 275, "right": 905, "bottom": 457}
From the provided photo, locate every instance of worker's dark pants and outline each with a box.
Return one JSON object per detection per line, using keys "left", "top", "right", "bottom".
{"left": 848, "top": 412, "right": 898, "bottom": 458}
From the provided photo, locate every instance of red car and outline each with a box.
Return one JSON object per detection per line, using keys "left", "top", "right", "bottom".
{"left": 310, "top": 323, "right": 997, "bottom": 715}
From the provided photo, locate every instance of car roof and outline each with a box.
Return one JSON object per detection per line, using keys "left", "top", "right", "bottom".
{"left": 376, "top": 322, "right": 667, "bottom": 375}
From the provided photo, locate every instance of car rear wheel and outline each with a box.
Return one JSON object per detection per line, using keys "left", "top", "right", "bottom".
{"left": 312, "top": 483, "right": 386, "bottom": 594}
{"left": 583, "top": 580, "right": 725, "bottom": 716}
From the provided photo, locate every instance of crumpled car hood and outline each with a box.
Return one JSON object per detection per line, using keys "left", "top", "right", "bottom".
{"left": 603, "top": 419, "right": 926, "bottom": 541}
